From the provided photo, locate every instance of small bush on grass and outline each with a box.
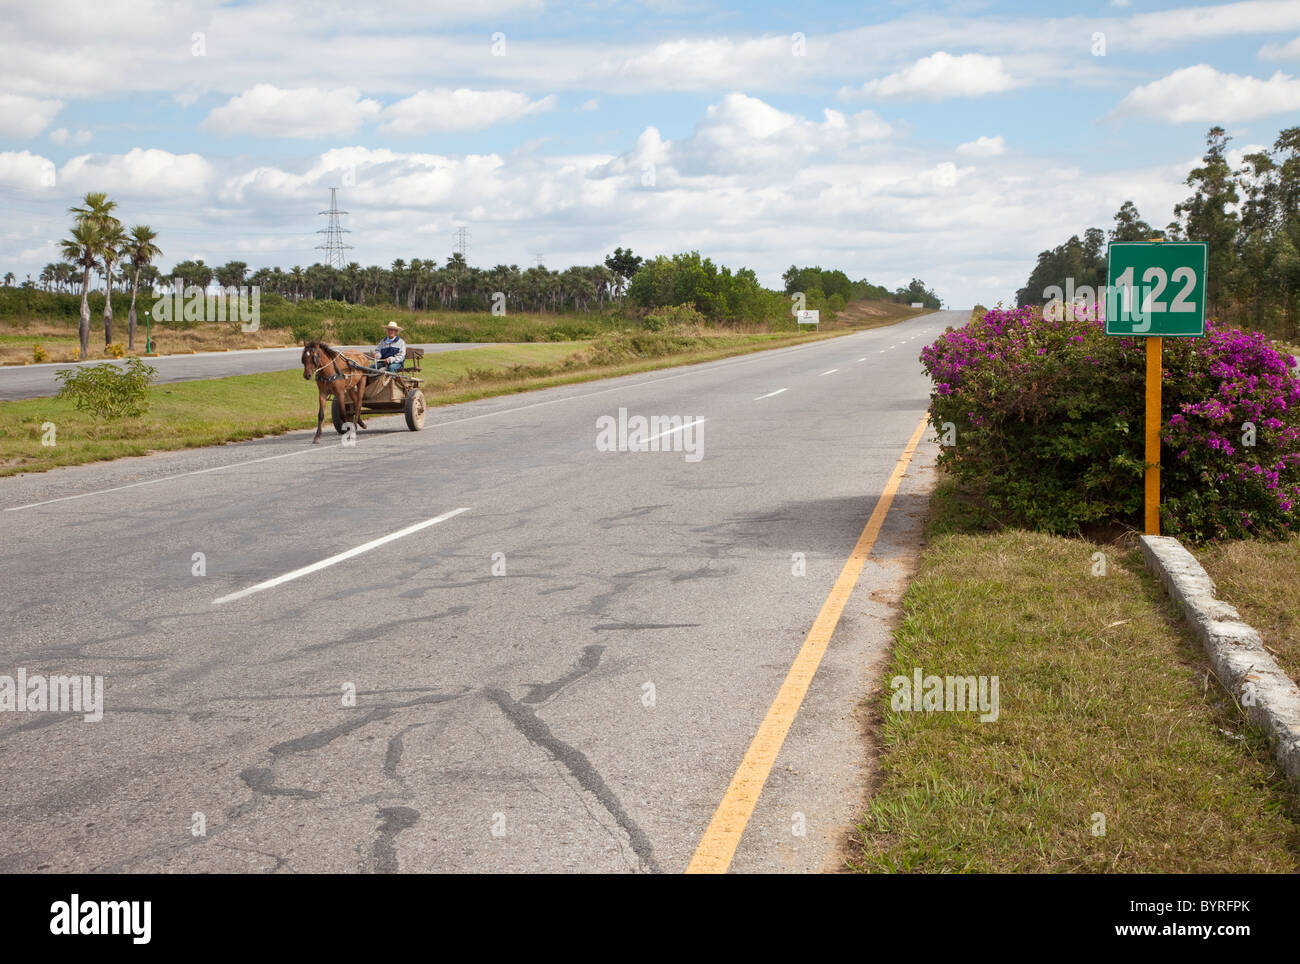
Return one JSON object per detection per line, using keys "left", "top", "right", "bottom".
{"left": 54, "top": 357, "right": 158, "bottom": 419}
{"left": 643, "top": 303, "right": 707, "bottom": 331}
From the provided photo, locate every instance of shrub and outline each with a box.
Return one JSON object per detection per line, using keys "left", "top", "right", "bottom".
{"left": 922, "top": 305, "right": 1300, "bottom": 541}
{"left": 290, "top": 321, "right": 324, "bottom": 343}
{"left": 643, "top": 303, "right": 707, "bottom": 331}
{"left": 105, "top": 342, "right": 126, "bottom": 358}
{"left": 54, "top": 357, "right": 158, "bottom": 419}
{"left": 32, "top": 344, "right": 48, "bottom": 363}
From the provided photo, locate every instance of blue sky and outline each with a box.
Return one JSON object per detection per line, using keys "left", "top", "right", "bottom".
{"left": 2, "top": 0, "right": 1300, "bottom": 305}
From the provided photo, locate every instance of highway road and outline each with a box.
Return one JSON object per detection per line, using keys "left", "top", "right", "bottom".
{"left": 0, "top": 311, "right": 954, "bottom": 873}
{"left": 0, "top": 342, "right": 488, "bottom": 401}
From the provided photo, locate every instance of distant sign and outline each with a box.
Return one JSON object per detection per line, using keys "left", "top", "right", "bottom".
{"left": 796, "top": 310, "right": 819, "bottom": 326}
{"left": 1105, "top": 241, "right": 1207, "bottom": 337}
{"left": 910, "top": 302, "right": 923, "bottom": 308}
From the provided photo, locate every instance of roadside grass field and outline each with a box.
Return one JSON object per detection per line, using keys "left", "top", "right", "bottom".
{"left": 850, "top": 477, "right": 1300, "bottom": 873}
{"left": 0, "top": 329, "right": 864, "bottom": 476}
{"left": 1196, "top": 537, "right": 1300, "bottom": 687}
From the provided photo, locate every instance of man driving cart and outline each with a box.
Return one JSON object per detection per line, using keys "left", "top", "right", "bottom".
{"left": 370, "top": 322, "right": 406, "bottom": 373}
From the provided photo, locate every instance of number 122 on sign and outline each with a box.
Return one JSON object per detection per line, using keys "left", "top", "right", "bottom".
{"left": 1104, "top": 241, "right": 1207, "bottom": 337}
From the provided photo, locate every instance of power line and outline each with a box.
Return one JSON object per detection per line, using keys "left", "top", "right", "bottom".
{"left": 315, "top": 187, "right": 352, "bottom": 269}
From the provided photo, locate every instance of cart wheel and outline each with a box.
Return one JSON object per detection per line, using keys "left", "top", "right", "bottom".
{"left": 331, "top": 395, "right": 345, "bottom": 434}
{"left": 404, "top": 389, "right": 426, "bottom": 431}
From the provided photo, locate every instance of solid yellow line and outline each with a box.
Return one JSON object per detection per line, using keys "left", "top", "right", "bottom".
{"left": 685, "top": 412, "right": 931, "bottom": 874}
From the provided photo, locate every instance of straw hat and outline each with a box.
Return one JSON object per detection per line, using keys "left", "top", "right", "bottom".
{"left": 385, "top": 322, "right": 402, "bottom": 331}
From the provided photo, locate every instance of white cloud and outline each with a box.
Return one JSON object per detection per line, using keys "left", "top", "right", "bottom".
{"left": 0, "top": 150, "right": 57, "bottom": 190}
{"left": 49, "top": 128, "right": 92, "bottom": 146}
{"left": 1259, "top": 35, "right": 1300, "bottom": 59}
{"left": 202, "top": 85, "right": 381, "bottom": 138}
{"left": 579, "top": 98, "right": 599, "bottom": 111}
{"left": 844, "top": 52, "right": 1017, "bottom": 100}
{"left": 59, "top": 148, "right": 215, "bottom": 195}
{"left": 1126, "top": 0, "right": 1300, "bottom": 49}
{"left": 957, "top": 135, "right": 1006, "bottom": 157}
{"left": 1116, "top": 65, "right": 1300, "bottom": 122}
{"left": 622, "top": 93, "right": 892, "bottom": 178}
{"left": 0, "top": 93, "right": 62, "bottom": 137}
{"left": 377, "top": 89, "right": 555, "bottom": 134}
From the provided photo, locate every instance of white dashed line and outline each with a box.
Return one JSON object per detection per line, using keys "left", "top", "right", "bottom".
{"left": 754, "top": 388, "right": 788, "bottom": 400}
{"left": 641, "top": 418, "right": 706, "bottom": 446}
{"left": 820, "top": 369, "right": 838, "bottom": 376}
{"left": 213, "top": 507, "right": 470, "bottom": 604}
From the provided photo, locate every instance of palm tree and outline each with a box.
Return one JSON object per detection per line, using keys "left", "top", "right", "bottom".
{"left": 446, "top": 252, "right": 468, "bottom": 309}
{"left": 68, "top": 192, "right": 121, "bottom": 352}
{"left": 2, "top": 272, "right": 13, "bottom": 287}
{"left": 391, "top": 259, "right": 405, "bottom": 305}
{"left": 406, "top": 259, "right": 422, "bottom": 311}
{"left": 61, "top": 220, "right": 105, "bottom": 358}
{"left": 343, "top": 262, "right": 361, "bottom": 303}
{"left": 124, "top": 225, "right": 162, "bottom": 351}
{"left": 98, "top": 220, "right": 127, "bottom": 345}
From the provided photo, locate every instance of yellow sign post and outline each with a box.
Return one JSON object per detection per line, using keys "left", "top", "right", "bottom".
{"left": 1145, "top": 336, "right": 1162, "bottom": 535}
{"left": 1106, "top": 237, "right": 1207, "bottom": 537}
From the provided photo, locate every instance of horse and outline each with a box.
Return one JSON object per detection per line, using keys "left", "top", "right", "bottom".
{"left": 301, "top": 341, "right": 374, "bottom": 443}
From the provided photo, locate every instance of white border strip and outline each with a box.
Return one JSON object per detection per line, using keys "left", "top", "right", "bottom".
{"left": 213, "top": 507, "right": 470, "bottom": 605}
{"left": 1139, "top": 535, "right": 1300, "bottom": 784}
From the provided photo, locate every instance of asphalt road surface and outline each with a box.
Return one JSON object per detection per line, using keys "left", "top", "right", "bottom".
{"left": 0, "top": 342, "right": 488, "bottom": 401}
{"left": 0, "top": 311, "right": 956, "bottom": 873}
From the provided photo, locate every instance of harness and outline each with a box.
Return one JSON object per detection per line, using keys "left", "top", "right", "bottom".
{"left": 307, "top": 345, "right": 380, "bottom": 384}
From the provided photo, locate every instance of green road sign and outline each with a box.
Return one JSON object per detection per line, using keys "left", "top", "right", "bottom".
{"left": 1105, "top": 241, "right": 1207, "bottom": 337}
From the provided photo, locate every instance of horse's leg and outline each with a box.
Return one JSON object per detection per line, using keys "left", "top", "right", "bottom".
{"left": 314, "top": 390, "right": 324, "bottom": 443}
{"left": 353, "top": 378, "right": 366, "bottom": 429}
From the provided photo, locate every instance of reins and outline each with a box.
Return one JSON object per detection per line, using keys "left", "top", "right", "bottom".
{"left": 307, "top": 344, "right": 378, "bottom": 385}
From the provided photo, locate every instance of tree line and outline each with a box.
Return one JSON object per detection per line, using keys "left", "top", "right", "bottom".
{"left": 782, "top": 266, "right": 941, "bottom": 309}
{"left": 1017, "top": 125, "right": 1300, "bottom": 339}
{"left": 15, "top": 195, "right": 940, "bottom": 355}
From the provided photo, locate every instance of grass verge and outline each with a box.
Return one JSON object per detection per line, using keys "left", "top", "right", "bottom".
{"left": 849, "top": 475, "right": 1300, "bottom": 873}
{"left": 1196, "top": 537, "right": 1300, "bottom": 687}
{"left": 0, "top": 327, "right": 870, "bottom": 476}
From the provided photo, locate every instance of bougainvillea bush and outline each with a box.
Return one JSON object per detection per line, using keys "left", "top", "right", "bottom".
{"left": 921, "top": 305, "right": 1300, "bottom": 541}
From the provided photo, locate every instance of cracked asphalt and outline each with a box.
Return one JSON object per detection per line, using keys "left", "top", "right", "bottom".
{"left": 0, "top": 311, "right": 954, "bottom": 873}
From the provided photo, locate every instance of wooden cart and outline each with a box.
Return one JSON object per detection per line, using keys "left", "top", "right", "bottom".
{"left": 330, "top": 347, "right": 427, "bottom": 433}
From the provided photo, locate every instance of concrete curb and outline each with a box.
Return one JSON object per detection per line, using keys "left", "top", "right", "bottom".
{"left": 1140, "top": 535, "right": 1300, "bottom": 784}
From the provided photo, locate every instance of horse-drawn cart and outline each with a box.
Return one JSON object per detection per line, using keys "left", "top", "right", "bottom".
{"left": 329, "top": 347, "right": 427, "bottom": 433}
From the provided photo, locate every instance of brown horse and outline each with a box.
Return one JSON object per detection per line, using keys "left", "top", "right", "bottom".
{"left": 301, "top": 341, "right": 373, "bottom": 443}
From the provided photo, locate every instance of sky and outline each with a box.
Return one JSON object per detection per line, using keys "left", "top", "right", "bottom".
{"left": 2, "top": 0, "right": 1300, "bottom": 307}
